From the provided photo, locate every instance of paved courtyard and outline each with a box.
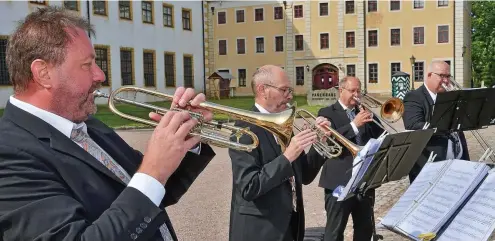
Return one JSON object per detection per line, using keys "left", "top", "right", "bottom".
{"left": 116, "top": 107, "right": 495, "bottom": 241}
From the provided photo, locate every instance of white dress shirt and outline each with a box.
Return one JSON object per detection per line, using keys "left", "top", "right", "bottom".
{"left": 8, "top": 96, "right": 200, "bottom": 207}
{"left": 424, "top": 85, "right": 463, "bottom": 159}
{"left": 338, "top": 99, "right": 359, "bottom": 135}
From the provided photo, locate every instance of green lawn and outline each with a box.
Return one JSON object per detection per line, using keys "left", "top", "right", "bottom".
{"left": 0, "top": 96, "right": 324, "bottom": 129}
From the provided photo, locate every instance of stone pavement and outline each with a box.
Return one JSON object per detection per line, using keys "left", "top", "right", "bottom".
{"left": 117, "top": 106, "right": 495, "bottom": 241}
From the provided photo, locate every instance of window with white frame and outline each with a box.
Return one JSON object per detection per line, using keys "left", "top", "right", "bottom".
{"left": 238, "top": 69, "right": 246, "bottom": 87}
{"left": 391, "top": 62, "right": 401, "bottom": 76}
{"left": 414, "top": 27, "right": 424, "bottom": 44}
{"left": 414, "top": 0, "right": 424, "bottom": 9}
{"left": 237, "top": 39, "right": 245, "bottom": 54}
{"left": 219, "top": 40, "right": 227, "bottom": 55}
{"left": 256, "top": 37, "right": 264, "bottom": 53}
{"left": 368, "top": 63, "right": 378, "bottom": 83}
{"left": 236, "top": 9, "right": 244, "bottom": 23}
{"left": 438, "top": 25, "right": 449, "bottom": 43}
{"left": 414, "top": 62, "right": 425, "bottom": 81}
{"left": 296, "top": 67, "right": 304, "bottom": 85}
{"left": 275, "top": 36, "right": 284, "bottom": 52}
{"left": 347, "top": 64, "right": 356, "bottom": 77}
{"left": 319, "top": 2, "right": 328, "bottom": 16}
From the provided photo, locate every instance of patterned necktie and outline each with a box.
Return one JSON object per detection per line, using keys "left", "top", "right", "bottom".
{"left": 70, "top": 127, "right": 173, "bottom": 241}
{"left": 346, "top": 109, "right": 363, "bottom": 145}
{"left": 449, "top": 132, "right": 461, "bottom": 158}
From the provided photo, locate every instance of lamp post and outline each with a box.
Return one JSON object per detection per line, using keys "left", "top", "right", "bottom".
{"left": 410, "top": 55, "right": 416, "bottom": 90}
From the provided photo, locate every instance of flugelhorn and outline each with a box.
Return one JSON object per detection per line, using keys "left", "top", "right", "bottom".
{"left": 93, "top": 86, "right": 295, "bottom": 152}
{"left": 292, "top": 108, "right": 361, "bottom": 158}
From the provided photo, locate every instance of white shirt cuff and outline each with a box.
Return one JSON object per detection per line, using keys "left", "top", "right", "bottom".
{"left": 128, "top": 173, "right": 165, "bottom": 207}
{"left": 350, "top": 122, "right": 359, "bottom": 135}
{"left": 189, "top": 143, "right": 201, "bottom": 154}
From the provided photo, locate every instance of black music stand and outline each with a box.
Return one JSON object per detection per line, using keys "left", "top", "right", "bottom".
{"left": 430, "top": 88, "right": 495, "bottom": 133}
{"left": 339, "top": 129, "right": 435, "bottom": 241}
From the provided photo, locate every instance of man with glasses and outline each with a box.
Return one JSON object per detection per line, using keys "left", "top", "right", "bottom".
{"left": 308, "top": 76, "right": 384, "bottom": 241}
{"left": 228, "top": 65, "right": 331, "bottom": 241}
{"left": 403, "top": 60, "right": 470, "bottom": 183}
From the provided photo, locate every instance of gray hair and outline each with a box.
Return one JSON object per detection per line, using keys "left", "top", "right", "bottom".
{"left": 6, "top": 6, "right": 95, "bottom": 93}
{"left": 251, "top": 65, "right": 277, "bottom": 96}
{"left": 339, "top": 76, "right": 361, "bottom": 89}
{"left": 428, "top": 60, "right": 450, "bottom": 73}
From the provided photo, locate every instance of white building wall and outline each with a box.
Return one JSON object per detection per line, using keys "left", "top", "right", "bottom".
{"left": 0, "top": 0, "right": 205, "bottom": 107}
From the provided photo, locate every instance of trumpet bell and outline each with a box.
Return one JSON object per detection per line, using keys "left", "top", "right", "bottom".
{"left": 381, "top": 97, "right": 404, "bottom": 123}
{"left": 94, "top": 86, "right": 295, "bottom": 152}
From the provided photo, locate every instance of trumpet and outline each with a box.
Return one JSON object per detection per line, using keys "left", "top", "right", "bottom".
{"left": 93, "top": 86, "right": 295, "bottom": 152}
{"left": 353, "top": 94, "right": 404, "bottom": 134}
{"left": 293, "top": 109, "right": 361, "bottom": 158}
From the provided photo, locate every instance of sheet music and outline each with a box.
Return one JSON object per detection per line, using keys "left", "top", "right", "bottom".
{"left": 395, "top": 160, "right": 490, "bottom": 239}
{"left": 380, "top": 160, "right": 449, "bottom": 228}
{"left": 437, "top": 171, "right": 495, "bottom": 241}
{"left": 335, "top": 138, "right": 383, "bottom": 201}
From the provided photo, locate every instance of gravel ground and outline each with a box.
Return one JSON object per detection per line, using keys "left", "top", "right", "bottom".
{"left": 117, "top": 106, "right": 495, "bottom": 241}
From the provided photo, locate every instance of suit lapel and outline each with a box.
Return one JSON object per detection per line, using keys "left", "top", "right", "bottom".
{"left": 420, "top": 85, "right": 434, "bottom": 121}
{"left": 49, "top": 130, "right": 126, "bottom": 185}
{"left": 3, "top": 102, "right": 126, "bottom": 185}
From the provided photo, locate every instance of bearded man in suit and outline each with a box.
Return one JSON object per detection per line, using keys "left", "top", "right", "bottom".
{"left": 0, "top": 6, "right": 215, "bottom": 241}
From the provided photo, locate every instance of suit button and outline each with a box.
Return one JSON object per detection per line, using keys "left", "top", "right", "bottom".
{"left": 144, "top": 216, "right": 152, "bottom": 223}
{"left": 130, "top": 233, "right": 138, "bottom": 240}
{"left": 140, "top": 223, "right": 147, "bottom": 229}
{"left": 136, "top": 227, "right": 143, "bottom": 234}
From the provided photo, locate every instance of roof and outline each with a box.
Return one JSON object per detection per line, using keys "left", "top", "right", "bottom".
{"left": 207, "top": 71, "right": 236, "bottom": 80}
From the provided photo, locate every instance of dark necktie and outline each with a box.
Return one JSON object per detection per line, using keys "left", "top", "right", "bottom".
{"left": 346, "top": 109, "right": 363, "bottom": 145}
{"left": 448, "top": 132, "right": 461, "bottom": 158}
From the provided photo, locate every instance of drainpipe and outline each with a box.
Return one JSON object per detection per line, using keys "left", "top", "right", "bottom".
{"left": 201, "top": 1, "right": 207, "bottom": 94}
{"left": 86, "top": 0, "right": 91, "bottom": 38}
{"left": 363, "top": 0, "right": 367, "bottom": 93}
{"left": 453, "top": 0, "right": 456, "bottom": 86}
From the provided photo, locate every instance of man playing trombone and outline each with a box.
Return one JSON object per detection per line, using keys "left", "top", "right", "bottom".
{"left": 403, "top": 60, "right": 470, "bottom": 183}
{"left": 309, "top": 76, "right": 384, "bottom": 241}
{"left": 228, "top": 65, "right": 330, "bottom": 241}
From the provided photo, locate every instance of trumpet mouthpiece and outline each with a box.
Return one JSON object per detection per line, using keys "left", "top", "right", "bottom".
{"left": 93, "top": 90, "right": 109, "bottom": 98}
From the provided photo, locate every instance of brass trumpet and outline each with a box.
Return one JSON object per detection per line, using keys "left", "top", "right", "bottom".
{"left": 293, "top": 109, "right": 361, "bottom": 158}
{"left": 93, "top": 86, "right": 295, "bottom": 152}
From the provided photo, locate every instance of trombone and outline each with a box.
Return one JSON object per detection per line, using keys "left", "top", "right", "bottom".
{"left": 441, "top": 78, "right": 494, "bottom": 161}
{"left": 292, "top": 108, "right": 362, "bottom": 159}
{"left": 353, "top": 93, "right": 404, "bottom": 134}
{"left": 93, "top": 86, "right": 295, "bottom": 152}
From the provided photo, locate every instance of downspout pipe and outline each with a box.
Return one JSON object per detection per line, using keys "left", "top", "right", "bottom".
{"left": 201, "top": 1, "right": 207, "bottom": 94}
{"left": 86, "top": 0, "right": 91, "bottom": 38}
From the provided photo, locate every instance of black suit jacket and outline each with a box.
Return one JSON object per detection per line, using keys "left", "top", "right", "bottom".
{"left": 227, "top": 106, "right": 321, "bottom": 241}
{"left": 308, "top": 101, "right": 384, "bottom": 191}
{"left": 0, "top": 101, "right": 215, "bottom": 241}
{"left": 403, "top": 84, "right": 470, "bottom": 166}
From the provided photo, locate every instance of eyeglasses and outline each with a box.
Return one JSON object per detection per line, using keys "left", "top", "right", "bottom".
{"left": 342, "top": 87, "right": 361, "bottom": 94}
{"left": 264, "top": 84, "right": 294, "bottom": 96}
{"left": 432, "top": 72, "right": 452, "bottom": 80}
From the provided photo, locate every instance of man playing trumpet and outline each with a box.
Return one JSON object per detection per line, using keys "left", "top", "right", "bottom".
{"left": 228, "top": 65, "right": 331, "bottom": 241}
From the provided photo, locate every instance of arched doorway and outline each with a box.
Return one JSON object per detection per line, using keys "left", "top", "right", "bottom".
{"left": 312, "top": 64, "right": 339, "bottom": 90}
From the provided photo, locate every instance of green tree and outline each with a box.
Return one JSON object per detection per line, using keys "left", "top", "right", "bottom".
{"left": 471, "top": 2, "right": 495, "bottom": 87}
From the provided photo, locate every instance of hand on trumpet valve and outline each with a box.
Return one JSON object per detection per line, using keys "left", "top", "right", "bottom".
{"left": 148, "top": 87, "right": 213, "bottom": 123}
{"left": 352, "top": 107, "right": 373, "bottom": 128}
{"left": 283, "top": 129, "right": 317, "bottom": 163}
{"left": 315, "top": 116, "right": 332, "bottom": 142}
